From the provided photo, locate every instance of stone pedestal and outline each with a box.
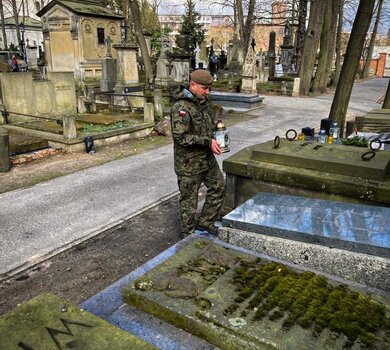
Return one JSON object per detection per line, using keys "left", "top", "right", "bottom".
{"left": 223, "top": 139, "right": 390, "bottom": 209}
{"left": 0, "top": 127, "right": 10, "bottom": 172}
{"left": 292, "top": 77, "right": 300, "bottom": 97}
{"left": 62, "top": 115, "right": 77, "bottom": 139}
{"left": 26, "top": 46, "right": 38, "bottom": 70}
{"left": 153, "top": 89, "right": 163, "bottom": 121}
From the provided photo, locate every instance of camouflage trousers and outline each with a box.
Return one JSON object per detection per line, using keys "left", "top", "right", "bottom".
{"left": 177, "top": 162, "right": 225, "bottom": 236}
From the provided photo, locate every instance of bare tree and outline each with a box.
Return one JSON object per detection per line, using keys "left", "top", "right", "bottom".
{"left": 299, "top": 0, "right": 326, "bottom": 96}
{"left": 0, "top": 0, "right": 8, "bottom": 50}
{"left": 332, "top": 0, "right": 344, "bottom": 87}
{"left": 328, "top": 0, "right": 376, "bottom": 135}
{"left": 361, "top": 0, "right": 384, "bottom": 79}
{"left": 311, "top": 0, "right": 340, "bottom": 94}
{"left": 293, "top": 0, "right": 308, "bottom": 74}
{"left": 128, "top": 0, "right": 153, "bottom": 84}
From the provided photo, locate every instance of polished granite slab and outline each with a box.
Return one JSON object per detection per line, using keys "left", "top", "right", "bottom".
{"left": 222, "top": 192, "right": 390, "bottom": 258}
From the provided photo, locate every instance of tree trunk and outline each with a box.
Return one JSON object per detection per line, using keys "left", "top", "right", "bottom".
{"left": 361, "top": 0, "right": 383, "bottom": 79}
{"left": 0, "top": 0, "right": 8, "bottom": 50}
{"left": 293, "top": 0, "right": 308, "bottom": 74}
{"left": 332, "top": 0, "right": 344, "bottom": 87}
{"left": 311, "top": 0, "right": 338, "bottom": 94}
{"left": 11, "top": 0, "right": 21, "bottom": 47}
{"left": 299, "top": 0, "right": 326, "bottom": 96}
{"left": 328, "top": 0, "right": 376, "bottom": 136}
{"left": 236, "top": 0, "right": 245, "bottom": 46}
{"left": 242, "top": 0, "right": 256, "bottom": 60}
{"left": 128, "top": 0, "right": 153, "bottom": 84}
{"left": 383, "top": 79, "right": 390, "bottom": 109}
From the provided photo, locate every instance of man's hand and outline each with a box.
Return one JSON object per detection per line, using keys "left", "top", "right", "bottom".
{"left": 211, "top": 139, "right": 222, "bottom": 155}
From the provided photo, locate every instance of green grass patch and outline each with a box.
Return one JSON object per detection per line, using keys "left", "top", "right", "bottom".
{"left": 81, "top": 121, "right": 138, "bottom": 133}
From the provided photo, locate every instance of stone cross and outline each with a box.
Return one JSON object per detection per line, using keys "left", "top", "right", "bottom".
{"left": 105, "top": 36, "right": 113, "bottom": 58}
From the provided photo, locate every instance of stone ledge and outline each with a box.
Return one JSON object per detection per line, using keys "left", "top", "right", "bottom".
{"left": 218, "top": 227, "right": 390, "bottom": 291}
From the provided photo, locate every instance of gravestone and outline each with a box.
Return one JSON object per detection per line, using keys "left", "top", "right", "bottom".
{"left": 223, "top": 139, "right": 390, "bottom": 209}
{"left": 267, "top": 32, "right": 276, "bottom": 77}
{"left": 48, "top": 71, "right": 77, "bottom": 116}
{"left": 220, "top": 192, "right": 390, "bottom": 290}
{"left": 0, "top": 293, "right": 155, "bottom": 349}
{"left": 241, "top": 45, "right": 257, "bottom": 94}
{"left": 155, "top": 35, "right": 171, "bottom": 87}
{"left": 0, "top": 127, "right": 10, "bottom": 172}
{"left": 100, "top": 36, "right": 117, "bottom": 92}
{"left": 280, "top": 20, "right": 294, "bottom": 75}
{"left": 123, "top": 238, "right": 390, "bottom": 350}
{"left": 113, "top": 42, "right": 139, "bottom": 87}
{"left": 170, "top": 58, "right": 190, "bottom": 84}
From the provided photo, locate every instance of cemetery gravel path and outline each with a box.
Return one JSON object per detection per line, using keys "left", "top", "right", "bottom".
{"left": 0, "top": 77, "right": 387, "bottom": 316}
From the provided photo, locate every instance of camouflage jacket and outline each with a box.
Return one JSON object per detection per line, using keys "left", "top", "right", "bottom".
{"left": 170, "top": 85, "right": 217, "bottom": 176}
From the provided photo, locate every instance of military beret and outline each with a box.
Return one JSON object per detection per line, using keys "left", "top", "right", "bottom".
{"left": 190, "top": 69, "right": 213, "bottom": 86}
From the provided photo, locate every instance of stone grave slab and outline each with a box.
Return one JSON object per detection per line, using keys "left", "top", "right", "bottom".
{"left": 251, "top": 139, "right": 389, "bottom": 181}
{"left": 222, "top": 192, "right": 390, "bottom": 257}
{"left": 0, "top": 293, "right": 155, "bottom": 350}
{"left": 122, "top": 238, "right": 390, "bottom": 350}
{"left": 210, "top": 91, "right": 264, "bottom": 110}
{"left": 223, "top": 139, "right": 390, "bottom": 207}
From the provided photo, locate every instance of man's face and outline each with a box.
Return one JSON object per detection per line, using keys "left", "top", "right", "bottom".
{"left": 189, "top": 81, "right": 211, "bottom": 100}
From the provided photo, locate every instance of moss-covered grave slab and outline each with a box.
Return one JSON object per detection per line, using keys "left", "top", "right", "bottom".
{"left": 0, "top": 293, "right": 155, "bottom": 350}
{"left": 223, "top": 139, "right": 390, "bottom": 207}
{"left": 250, "top": 139, "right": 389, "bottom": 181}
{"left": 122, "top": 238, "right": 390, "bottom": 350}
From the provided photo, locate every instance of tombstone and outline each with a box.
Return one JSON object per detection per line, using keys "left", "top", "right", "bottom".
{"left": 170, "top": 57, "right": 190, "bottom": 84}
{"left": 227, "top": 33, "right": 241, "bottom": 74}
{"left": 268, "top": 31, "right": 276, "bottom": 77}
{"left": 275, "top": 63, "right": 284, "bottom": 77}
{"left": 280, "top": 20, "right": 294, "bottom": 75}
{"left": 241, "top": 44, "right": 257, "bottom": 94}
{"left": 155, "top": 34, "right": 171, "bottom": 87}
{"left": 292, "top": 77, "right": 300, "bottom": 97}
{"left": 208, "top": 38, "right": 217, "bottom": 77}
{"left": 100, "top": 36, "right": 117, "bottom": 92}
{"left": 219, "top": 50, "right": 227, "bottom": 70}
{"left": 113, "top": 42, "right": 139, "bottom": 90}
{"left": 0, "top": 127, "right": 10, "bottom": 172}
{"left": 26, "top": 40, "right": 38, "bottom": 70}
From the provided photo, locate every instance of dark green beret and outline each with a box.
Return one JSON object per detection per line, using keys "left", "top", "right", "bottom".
{"left": 190, "top": 69, "right": 213, "bottom": 86}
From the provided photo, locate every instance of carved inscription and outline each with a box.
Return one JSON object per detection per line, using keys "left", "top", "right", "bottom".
{"left": 17, "top": 318, "right": 94, "bottom": 350}
{"left": 56, "top": 85, "right": 72, "bottom": 92}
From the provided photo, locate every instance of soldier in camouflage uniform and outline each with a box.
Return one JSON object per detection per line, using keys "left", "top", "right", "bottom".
{"left": 171, "top": 69, "right": 225, "bottom": 237}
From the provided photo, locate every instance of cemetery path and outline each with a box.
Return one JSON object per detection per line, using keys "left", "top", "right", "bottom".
{"left": 0, "top": 77, "right": 388, "bottom": 316}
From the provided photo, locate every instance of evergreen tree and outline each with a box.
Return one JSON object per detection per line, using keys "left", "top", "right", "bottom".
{"left": 175, "top": 0, "right": 205, "bottom": 55}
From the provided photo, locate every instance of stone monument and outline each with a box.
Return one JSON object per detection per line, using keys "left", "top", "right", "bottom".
{"left": 280, "top": 20, "right": 294, "bottom": 75}
{"left": 154, "top": 34, "right": 171, "bottom": 87}
{"left": 267, "top": 31, "right": 276, "bottom": 78}
{"left": 100, "top": 36, "right": 117, "bottom": 92}
{"left": 241, "top": 44, "right": 257, "bottom": 94}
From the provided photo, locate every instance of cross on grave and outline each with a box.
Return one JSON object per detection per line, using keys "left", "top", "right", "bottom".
{"left": 105, "top": 36, "right": 113, "bottom": 58}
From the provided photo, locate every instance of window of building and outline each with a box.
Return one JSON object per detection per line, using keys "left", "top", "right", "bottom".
{"left": 97, "top": 28, "right": 105, "bottom": 45}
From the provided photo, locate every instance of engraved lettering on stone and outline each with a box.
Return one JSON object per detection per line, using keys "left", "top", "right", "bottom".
{"left": 56, "top": 85, "right": 72, "bottom": 92}
{"left": 46, "top": 318, "right": 94, "bottom": 349}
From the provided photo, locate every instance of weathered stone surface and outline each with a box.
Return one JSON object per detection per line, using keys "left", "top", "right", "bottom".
{"left": 250, "top": 139, "right": 389, "bottom": 181}
{"left": 0, "top": 293, "right": 155, "bottom": 349}
{"left": 123, "top": 238, "right": 390, "bottom": 350}
{"left": 223, "top": 139, "right": 390, "bottom": 207}
{"left": 0, "top": 127, "right": 10, "bottom": 172}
